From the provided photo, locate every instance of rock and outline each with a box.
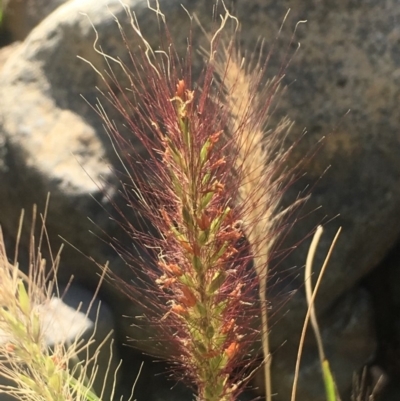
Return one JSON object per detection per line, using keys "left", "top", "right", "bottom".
{"left": 0, "top": 0, "right": 395, "bottom": 399}
{"left": 0, "top": 0, "right": 140, "bottom": 322}
{"left": 251, "top": 0, "right": 400, "bottom": 323}
{"left": 3, "top": 0, "right": 70, "bottom": 41}
{"left": 365, "top": 242, "right": 400, "bottom": 401}
{"left": 0, "top": 42, "right": 20, "bottom": 72}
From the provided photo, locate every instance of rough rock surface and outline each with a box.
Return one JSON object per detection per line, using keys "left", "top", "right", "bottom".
{"left": 3, "top": 0, "right": 71, "bottom": 41}
{"left": 1, "top": 0, "right": 399, "bottom": 399}
{"left": 366, "top": 243, "right": 400, "bottom": 401}
{"left": 0, "top": 42, "right": 20, "bottom": 71}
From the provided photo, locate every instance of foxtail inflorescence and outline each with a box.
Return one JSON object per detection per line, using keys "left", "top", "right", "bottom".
{"left": 88, "top": 3, "right": 298, "bottom": 400}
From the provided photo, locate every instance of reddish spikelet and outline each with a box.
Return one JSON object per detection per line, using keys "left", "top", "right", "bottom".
{"left": 85, "top": 6, "right": 261, "bottom": 401}
{"left": 85, "top": 3, "right": 302, "bottom": 401}
{"left": 150, "top": 75, "right": 253, "bottom": 400}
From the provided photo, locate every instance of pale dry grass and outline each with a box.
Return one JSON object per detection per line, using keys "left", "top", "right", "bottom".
{"left": 0, "top": 206, "right": 116, "bottom": 401}
{"left": 213, "top": 41, "right": 296, "bottom": 401}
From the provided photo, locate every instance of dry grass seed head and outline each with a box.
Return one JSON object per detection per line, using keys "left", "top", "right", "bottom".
{"left": 0, "top": 207, "right": 117, "bottom": 401}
